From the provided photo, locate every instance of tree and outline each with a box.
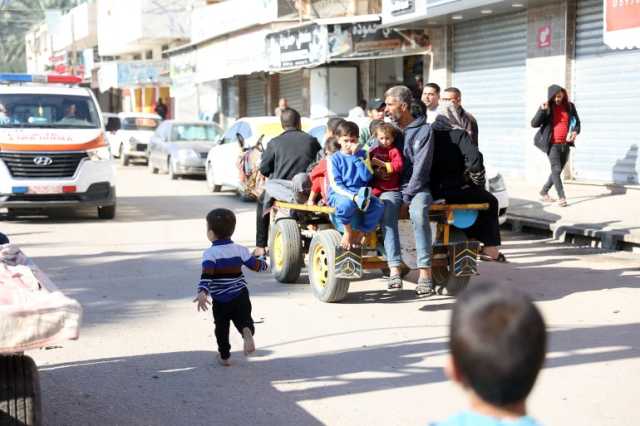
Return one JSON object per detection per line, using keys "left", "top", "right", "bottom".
{"left": 0, "top": 0, "right": 80, "bottom": 72}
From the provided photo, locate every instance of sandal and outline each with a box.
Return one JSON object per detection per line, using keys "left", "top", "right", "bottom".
{"left": 387, "top": 275, "right": 403, "bottom": 291}
{"left": 478, "top": 252, "right": 508, "bottom": 263}
{"left": 415, "top": 279, "right": 436, "bottom": 297}
{"left": 558, "top": 199, "right": 568, "bottom": 207}
{"left": 539, "top": 193, "right": 556, "bottom": 202}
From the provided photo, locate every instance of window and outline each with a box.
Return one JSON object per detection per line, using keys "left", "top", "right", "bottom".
{"left": 122, "top": 117, "right": 160, "bottom": 130}
{"left": 171, "top": 124, "right": 222, "bottom": 142}
{"left": 145, "top": 50, "right": 153, "bottom": 60}
{"left": 0, "top": 94, "right": 100, "bottom": 129}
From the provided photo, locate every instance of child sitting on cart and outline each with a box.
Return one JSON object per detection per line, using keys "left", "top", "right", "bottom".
{"left": 307, "top": 137, "right": 341, "bottom": 206}
{"left": 327, "top": 121, "right": 384, "bottom": 250}
{"left": 369, "top": 123, "right": 404, "bottom": 197}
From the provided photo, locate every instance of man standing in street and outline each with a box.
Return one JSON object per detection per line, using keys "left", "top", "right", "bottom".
{"left": 531, "top": 84, "right": 581, "bottom": 207}
{"left": 441, "top": 87, "right": 479, "bottom": 146}
{"left": 254, "top": 108, "right": 321, "bottom": 258}
{"left": 155, "top": 98, "right": 168, "bottom": 120}
{"left": 274, "top": 98, "right": 289, "bottom": 117}
{"left": 384, "top": 85, "right": 436, "bottom": 296}
{"left": 421, "top": 83, "right": 441, "bottom": 124}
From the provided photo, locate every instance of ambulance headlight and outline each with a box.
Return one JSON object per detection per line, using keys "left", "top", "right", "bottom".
{"left": 87, "top": 146, "right": 112, "bottom": 161}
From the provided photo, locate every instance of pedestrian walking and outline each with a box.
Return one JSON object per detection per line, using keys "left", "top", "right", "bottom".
{"left": 531, "top": 85, "right": 581, "bottom": 207}
{"left": 193, "top": 208, "right": 269, "bottom": 366}
{"left": 441, "top": 87, "right": 479, "bottom": 146}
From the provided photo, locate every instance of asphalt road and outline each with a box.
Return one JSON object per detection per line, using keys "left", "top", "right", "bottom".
{"left": 3, "top": 165, "right": 639, "bottom": 426}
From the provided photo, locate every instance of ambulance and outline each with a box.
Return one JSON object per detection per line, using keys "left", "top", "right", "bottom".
{"left": 0, "top": 73, "right": 116, "bottom": 219}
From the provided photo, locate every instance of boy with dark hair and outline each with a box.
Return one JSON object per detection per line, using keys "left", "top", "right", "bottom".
{"left": 434, "top": 282, "right": 546, "bottom": 426}
{"left": 194, "top": 208, "right": 268, "bottom": 366}
{"left": 328, "top": 121, "right": 384, "bottom": 249}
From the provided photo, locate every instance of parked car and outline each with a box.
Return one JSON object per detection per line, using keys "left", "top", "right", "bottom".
{"left": 148, "top": 120, "right": 223, "bottom": 179}
{"left": 104, "top": 112, "right": 161, "bottom": 166}
{"left": 205, "top": 116, "right": 312, "bottom": 197}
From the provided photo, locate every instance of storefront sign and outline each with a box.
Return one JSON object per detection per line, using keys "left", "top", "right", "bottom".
{"left": 329, "top": 22, "right": 431, "bottom": 60}
{"left": 267, "top": 24, "right": 328, "bottom": 70}
{"left": 117, "top": 60, "right": 170, "bottom": 87}
{"left": 389, "top": 0, "right": 415, "bottom": 16}
{"left": 604, "top": 0, "right": 640, "bottom": 49}
{"left": 537, "top": 25, "right": 552, "bottom": 48}
{"left": 381, "top": 0, "right": 427, "bottom": 26}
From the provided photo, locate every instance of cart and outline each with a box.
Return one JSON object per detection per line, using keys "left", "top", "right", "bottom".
{"left": 1, "top": 244, "right": 82, "bottom": 425}
{"left": 268, "top": 200, "right": 488, "bottom": 302}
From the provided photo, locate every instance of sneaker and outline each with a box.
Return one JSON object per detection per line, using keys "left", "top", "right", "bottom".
{"left": 217, "top": 354, "right": 231, "bottom": 367}
{"left": 415, "top": 278, "right": 436, "bottom": 297}
{"left": 242, "top": 327, "right": 255, "bottom": 356}
{"left": 387, "top": 275, "right": 403, "bottom": 291}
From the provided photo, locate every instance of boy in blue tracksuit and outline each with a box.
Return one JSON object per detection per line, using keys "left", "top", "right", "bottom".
{"left": 327, "top": 121, "right": 384, "bottom": 249}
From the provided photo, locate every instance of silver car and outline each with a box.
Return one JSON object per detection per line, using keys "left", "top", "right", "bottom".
{"left": 148, "top": 120, "right": 223, "bottom": 179}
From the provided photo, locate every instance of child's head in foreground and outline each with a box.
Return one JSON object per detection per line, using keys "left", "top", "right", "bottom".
{"left": 375, "top": 123, "right": 397, "bottom": 149}
{"left": 324, "top": 136, "right": 341, "bottom": 156}
{"left": 447, "top": 282, "right": 547, "bottom": 409}
{"left": 335, "top": 121, "right": 360, "bottom": 155}
{"left": 206, "top": 208, "right": 236, "bottom": 241}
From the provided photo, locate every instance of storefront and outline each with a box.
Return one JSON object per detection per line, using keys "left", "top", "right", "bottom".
{"left": 97, "top": 60, "right": 171, "bottom": 114}
{"left": 571, "top": 0, "right": 640, "bottom": 184}
{"left": 452, "top": 11, "right": 528, "bottom": 176}
{"left": 245, "top": 73, "right": 268, "bottom": 116}
{"left": 169, "top": 49, "right": 198, "bottom": 120}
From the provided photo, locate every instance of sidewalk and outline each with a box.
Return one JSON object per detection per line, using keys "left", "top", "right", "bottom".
{"left": 505, "top": 178, "right": 640, "bottom": 251}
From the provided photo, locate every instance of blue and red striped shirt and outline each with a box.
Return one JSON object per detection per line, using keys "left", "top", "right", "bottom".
{"left": 198, "top": 239, "right": 268, "bottom": 302}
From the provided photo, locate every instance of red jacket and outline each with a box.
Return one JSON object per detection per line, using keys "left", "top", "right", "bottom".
{"left": 309, "top": 158, "right": 328, "bottom": 202}
{"left": 369, "top": 145, "right": 404, "bottom": 197}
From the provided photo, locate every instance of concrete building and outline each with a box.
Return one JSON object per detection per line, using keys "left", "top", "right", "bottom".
{"left": 24, "top": 11, "right": 63, "bottom": 75}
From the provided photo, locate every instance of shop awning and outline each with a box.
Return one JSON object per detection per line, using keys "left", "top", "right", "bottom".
{"left": 603, "top": 0, "right": 640, "bottom": 49}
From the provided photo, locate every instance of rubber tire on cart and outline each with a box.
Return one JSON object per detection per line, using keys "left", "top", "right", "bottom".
{"left": 97, "top": 204, "right": 116, "bottom": 220}
{"left": 0, "top": 354, "right": 41, "bottom": 426}
{"left": 269, "top": 218, "right": 303, "bottom": 283}
{"left": 432, "top": 228, "right": 471, "bottom": 296}
{"left": 308, "top": 229, "right": 350, "bottom": 303}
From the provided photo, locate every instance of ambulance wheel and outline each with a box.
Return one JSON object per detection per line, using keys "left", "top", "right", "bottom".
{"left": 269, "top": 218, "right": 303, "bottom": 283}
{"left": 308, "top": 230, "right": 350, "bottom": 303}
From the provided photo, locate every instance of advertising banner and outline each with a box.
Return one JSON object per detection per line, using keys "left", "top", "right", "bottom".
{"left": 266, "top": 23, "right": 328, "bottom": 71}
{"left": 604, "top": 0, "right": 640, "bottom": 49}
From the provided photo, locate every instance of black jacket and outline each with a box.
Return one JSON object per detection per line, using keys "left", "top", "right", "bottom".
{"left": 259, "top": 129, "right": 321, "bottom": 180}
{"left": 430, "top": 129, "right": 485, "bottom": 196}
{"left": 399, "top": 115, "right": 435, "bottom": 204}
{"left": 531, "top": 84, "right": 581, "bottom": 154}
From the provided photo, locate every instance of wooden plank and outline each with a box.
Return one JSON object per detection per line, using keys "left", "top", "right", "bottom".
{"left": 274, "top": 200, "right": 489, "bottom": 214}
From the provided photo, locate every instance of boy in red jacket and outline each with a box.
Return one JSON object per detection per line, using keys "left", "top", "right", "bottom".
{"left": 369, "top": 123, "right": 404, "bottom": 197}
{"left": 307, "top": 137, "right": 341, "bottom": 206}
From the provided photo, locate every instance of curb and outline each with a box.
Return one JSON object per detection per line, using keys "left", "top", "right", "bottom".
{"left": 506, "top": 214, "right": 640, "bottom": 251}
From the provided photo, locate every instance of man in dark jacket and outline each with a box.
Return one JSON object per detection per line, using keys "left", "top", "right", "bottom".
{"left": 531, "top": 84, "right": 581, "bottom": 207}
{"left": 384, "top": 85, "right": 436, "bottom": 296}
{"left": 254, "top": 108, "right": 321, "bottom": 258}
{"left": 430, "top": 116, "right": 503, "bottom": 261}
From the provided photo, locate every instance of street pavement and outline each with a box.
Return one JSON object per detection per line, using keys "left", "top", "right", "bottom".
{"left": 2, "top": 165, "right": 639, "bottom": 426}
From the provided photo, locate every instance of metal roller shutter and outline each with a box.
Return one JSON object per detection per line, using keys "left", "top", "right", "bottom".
{"left": 246, "top": 75, "right": 266, "bottom": 117}
{"left": 452, "top": 12, "right": 528, "bottom": 176}
{"left": 278, "top": 71, "right": 304, "bottom": 114}
{"left": 572, "top": 0, "right": 640, "bottom": 184}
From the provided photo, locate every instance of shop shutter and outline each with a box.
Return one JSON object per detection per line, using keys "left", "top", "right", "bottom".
{"left": 245, "top": 75, "right": 266, "bottom": 117}
{"left": 572, "top": 0, "right": 640, "bottom": 184}
{"left": 278, "top": 71, "right": 305, "bottom": 114}
{"left": 452, "top": 12, "right": 528, "bottom": 176}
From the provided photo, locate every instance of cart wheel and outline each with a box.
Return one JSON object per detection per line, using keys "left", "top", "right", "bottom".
{"left": 308, "top": 229, "right": 350, "bottom": 303}
{"left": 0, "top": 355, "right": 41, "bottom": 426}
{"left": 269, "top": 218, "right": 303, "bottom": 283}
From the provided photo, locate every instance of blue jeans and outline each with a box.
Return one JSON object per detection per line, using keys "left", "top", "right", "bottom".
{"left": 379, "top": 191, "right": 403, "bottom": 268}
{"left": 409, "top": 191, "right": 433, "bottom": 268}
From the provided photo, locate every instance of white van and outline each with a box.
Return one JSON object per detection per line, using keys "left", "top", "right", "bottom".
{"left": 0, "top": 74, "right": 116, "bottom": 219}
{"left": 104, "top": 112, "right": 161, "bottom": 165}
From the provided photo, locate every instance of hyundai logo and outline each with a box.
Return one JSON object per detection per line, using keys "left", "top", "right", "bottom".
{"left": 33, "top": 156, "right": 53, "bottom": 166}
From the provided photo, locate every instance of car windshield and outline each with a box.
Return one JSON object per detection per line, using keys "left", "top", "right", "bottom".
{"left": 171, "top": 124, "right": 222, "bottom": 142}
{"left": 0, "top": 94, "right": 100, "bottom": 129}
{"left": 122, "top": 117, "right": 160, "bottom": 131}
